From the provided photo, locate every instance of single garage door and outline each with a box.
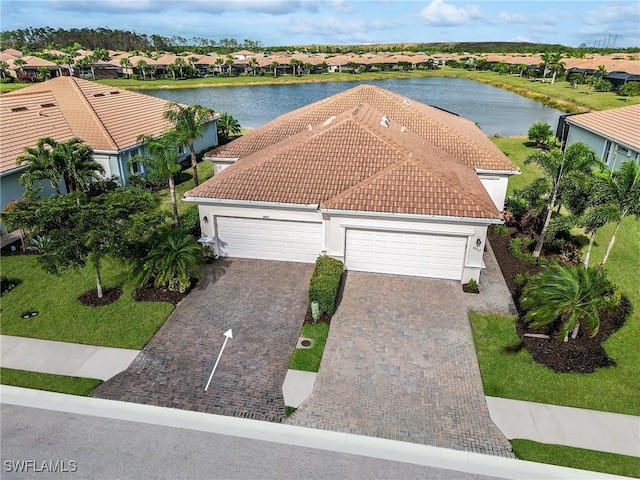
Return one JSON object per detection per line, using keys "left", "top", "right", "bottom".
{"left": 216, "top": 217, "right": 322, "bottom": 263}
{"left": 345, "top": 229, "right": 467, "bottom": 280}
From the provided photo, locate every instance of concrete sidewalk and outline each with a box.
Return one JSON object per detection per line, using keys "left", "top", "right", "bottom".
{"left": 0, "top": 335, "right": 140, "bottom": 381}
{"left": 0, "top": 386, "right": 629, "bottom": 480}
{"left": 487, "top": 396, "right": 640, "bottom": 458}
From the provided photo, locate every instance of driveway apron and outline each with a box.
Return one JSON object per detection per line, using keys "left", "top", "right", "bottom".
{"left": 287, "top": 246, "right": 515, "bottom": 457}
{"left": 92, "top": 259, "right": 313, "bottom": 423}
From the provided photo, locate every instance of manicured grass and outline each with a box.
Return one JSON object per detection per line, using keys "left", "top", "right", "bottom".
{"left": 0, "top": 368, "right": 102, "bottom": 396}
{"left": 511, "top": 439, "right": 640, "bottom": 478}
{"left": 470, "top": 310, "right": 640, "bottom": 416}
{"left": 288, "top": 322, "right": 330, "bottom": 372}
{"left": 490, "top": 137, "right": 541, "bottom": 195}
{"left": 156, "top": 160, "right": 214, "bottom": 215}
{"left": 0, "top": 255, "right": 174, "bottom": 349}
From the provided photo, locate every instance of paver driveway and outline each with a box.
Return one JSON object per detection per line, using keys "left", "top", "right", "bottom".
{"left": 92, "top": 259, "right": 313, "bottom": 423}
{"left": 287, "top": 245, "right": 515, "bottom": 457}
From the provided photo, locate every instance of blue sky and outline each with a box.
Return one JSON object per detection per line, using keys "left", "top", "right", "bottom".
{"left": 1, "top": 0, "right": 639, "bottom": 48}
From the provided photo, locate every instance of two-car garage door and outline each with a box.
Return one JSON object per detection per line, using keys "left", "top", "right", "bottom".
{"left": 345, "top": 229, "right": 467, "bottom": 280}
{"left": 216, "top": 217, "right": 321, "bottom": 264}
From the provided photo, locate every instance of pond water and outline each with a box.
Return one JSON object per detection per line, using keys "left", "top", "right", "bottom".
{"left": 140, "top": 77, "right": 563, "bottom": 137}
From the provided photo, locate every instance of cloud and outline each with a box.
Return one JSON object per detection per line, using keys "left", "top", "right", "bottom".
{"left": 419, "top": 0, "right": 481, "bottom": 26}
{"left": 583, "top": 1, "right": 640, "bottom": 25}
{"left": 498, "top": 11, "right": 527, "bottom": 24}
{"left": 288, "top": 15, "right": 394, "bottom": 43}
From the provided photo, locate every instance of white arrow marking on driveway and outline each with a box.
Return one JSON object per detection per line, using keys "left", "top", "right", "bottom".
{"left": 204, "top": 329, "right": 233, "bottom": 392}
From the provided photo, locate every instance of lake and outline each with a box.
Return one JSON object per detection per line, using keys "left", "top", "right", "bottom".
{"left": 140, "top": 77, "right": 563, "bottom": 137}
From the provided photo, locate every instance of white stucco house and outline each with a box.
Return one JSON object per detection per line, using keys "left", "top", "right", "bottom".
{"left": 560, "top": 104, "right": 640, "bottom": 170}
{"left": 0, "top": 76, "right": 219, "bottom": 216}
{"left": 186, "top": 85, "right": 519, "bottom": 284}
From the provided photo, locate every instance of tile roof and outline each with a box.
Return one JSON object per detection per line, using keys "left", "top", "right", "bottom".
{"left": 206, "top": 84, "right": 517, "bottom": 172}
{"left": 188, "top": 100, "right": 502, "bottom": 220}
{"left": 566, "top": 104, "right": 640, "bottom": 151}
{"left": 0, "top": 76, "right": 175, "bottom": 174}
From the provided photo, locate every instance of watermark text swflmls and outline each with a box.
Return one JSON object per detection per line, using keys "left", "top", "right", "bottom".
{"left": 4, "top": 460, "right": 78, "bottom": 473}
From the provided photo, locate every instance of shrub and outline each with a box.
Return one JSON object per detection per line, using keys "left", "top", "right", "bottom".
{"left": 464, "top": 278, "right": 479, "bottom": 293}
{"left": 527, "top": 122, "right": 554, "bottom": 148}
{"left": 619, "top": 82, "right": 640, "bottom": 97}
{"left": 308, "top": 255, "right": 344, "bottom": 315}
{"left": 180, "top": 206, "right": 201, "bottom": 237}
{"left": 508, "top": 237, "right": 549, "bottom": 266}
{"left": 492, "top": 224, "right": 509, "bottom": 236}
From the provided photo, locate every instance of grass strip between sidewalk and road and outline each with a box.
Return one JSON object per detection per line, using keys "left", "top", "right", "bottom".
{"left": 0, "top": 368, "right": 102, "bottom": 396}
{"left": 511, "top": 439, "right": 640, "bottom": 478}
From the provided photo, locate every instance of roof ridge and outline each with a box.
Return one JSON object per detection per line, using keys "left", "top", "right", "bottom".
{"left": 67, "top": 77, "right": 119, "bottom": 151}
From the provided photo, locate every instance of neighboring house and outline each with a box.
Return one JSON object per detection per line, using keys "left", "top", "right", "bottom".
{"left": 0, "top": 76, "right": 219, "bottom": 214}
{"left": 186, "top": 85, "right": 519, "bottom": 284}
{"left": 559, "top": 104, "right": 640, "bottom": 170}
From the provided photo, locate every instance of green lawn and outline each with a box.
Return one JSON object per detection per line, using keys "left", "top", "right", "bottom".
{"left": 288, "top": 322, "right": 330, "bottom": 372}
{"left": 0, "top": 255, "right": 174, "bottom": 349}
{"left": 0, "top": 368, "right": 102, "bottom": 396}
{"left": 511, "top": 440, "right": 640, "bottom": 478}
{"left": 490, "top": 137, "right": 541, "bottom": 195}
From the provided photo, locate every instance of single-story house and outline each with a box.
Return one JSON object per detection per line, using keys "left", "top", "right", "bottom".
{"left": 186, "top": 85, "right": 519, "bottom": 284}
{"left": 559, "top": 104, "right": 640, "bottom": 170}
{"left": 0, "top": 76, "right": 219, "bottom": 214}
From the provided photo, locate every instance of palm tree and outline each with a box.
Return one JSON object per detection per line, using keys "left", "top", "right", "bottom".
{"left": 548, "top": 52, "right": 565, "bottom": 85}
{"left": 134, "top": 132, "right": 182, "bottom": 225}
{"left": 520, "top": 264, "right": 617, "bottom": 342}
{"left": 582, "top": 203, "right": 619, "bottom": 268}
{"left": 119, "top": 57, "right": 132, "bottom": 78}
{"left": 13, "top": 58, "right": 26, "bottom": 77}
{"left": 596, "top": 65, "right": 608, "bottom": 80}
{"left": 88, "top": 48, "right": 110, "bottom": 79}
{"left": 270, "top": 60, "right": 279, "bottom": 77}
{"left": 591, "top": 160, "right": 640, "bottom": 271}
{"left": 163, "top": 102, "right": 215, "bottom": 187}
{"left": 215, "top": 57, "right": 224, "bottom": 75}
{"left": 524, "top": 142, "right": 601, "bottom": 257}
{"left": 54, "top": 138, "right": 104, "bottom": 193}
{"left": 224, "top": 56, "right": 234, "bottom": 76}
{"left": 0, "top": 61, "right": 9, "bottom": 79}
{"left": 172, "top": 57, "right": 187, "bottom": 79}
{"left": 133, "top": 228, "right": 204, "bottom": 293}
{"left": 136, "top": 59, "right": 149, "bottom": 80}
{"left": 16, "top": 137, "right": 63, "bottom": 194}
{"left": 216, "top": 112, "right": 241, "bottom": 142}
{"left": 539, "top": 52, "right": 553, "bottom": 82}
{"left": 248, "top": 57, "right": 259, "bottom": 76}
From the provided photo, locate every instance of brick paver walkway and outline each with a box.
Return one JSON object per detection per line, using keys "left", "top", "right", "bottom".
{"left": 92, "top": 259, "right": 313, "bottom": 423}
{"left": 287, "top": 245, "right": 516, "bottom": 457}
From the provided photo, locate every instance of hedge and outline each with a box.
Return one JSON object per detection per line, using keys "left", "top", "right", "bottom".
{"left": 309, "top": 255, "right": 344, "bottom": 315}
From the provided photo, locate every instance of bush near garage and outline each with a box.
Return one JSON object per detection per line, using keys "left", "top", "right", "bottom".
{"left": 308, "top": 255, "right": 344, "bottom": 316}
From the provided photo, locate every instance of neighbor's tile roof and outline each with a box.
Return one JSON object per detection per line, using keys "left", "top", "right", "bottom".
{"left": 0, "top": 76, "right": 174, "bottom": 174}
{"left": 188, "top": 102, "right": 501, "bottom": 220}
{"left": 206, "top": 84, "right": 517, "bottom": 172}
{"left": 566, "top": 104, "right": 640, "bottom": 151}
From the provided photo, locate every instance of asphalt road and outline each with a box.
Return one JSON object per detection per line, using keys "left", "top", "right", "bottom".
{"left": 1, "top": 404, "right": 505, "bottom": 480}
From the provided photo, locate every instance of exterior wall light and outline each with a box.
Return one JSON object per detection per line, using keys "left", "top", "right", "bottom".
{"left": 476, "top": 238, "right": 482, "bottom": 247}
{"left": 203, "top": 216, "right": 209, "bottom": 224}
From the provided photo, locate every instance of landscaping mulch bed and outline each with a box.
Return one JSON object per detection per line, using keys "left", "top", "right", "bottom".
{"left": 488, "top": 226, "right": 631, "bottom": 374}
{"left": 132, "top": 286, "right": 187, "bottom": 305}
{"left": 303, "top": 306, "right": 332, "bottom": 325}
{"left": 78, "top": 288, "right": 123, "bottom": 306}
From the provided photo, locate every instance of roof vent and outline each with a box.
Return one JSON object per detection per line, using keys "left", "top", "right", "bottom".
{"left": 322, "top": 115, "right": 336, "bottom": 126}
{"left": 11, "top": 106, "right": 27, "bottom": 112}
{"left": 400, "top": 126, "right": 407, "bottom": 133}
{"left": 93, "top": 93, "right": 105, "bottom": 97}
{"left": 404, "top": 98, "right": 411, "bottom": 106}
{"left": 40, "top": 103, "right": 55, "bottom": 108}
{"left": 379, "top": 116, "right": 390, "bottom": 127}
{"left": 109, "top": 91, "right": 121, "bottom": 95}
{"left": 307, "top": 125, "right": 312, "bottom": 131}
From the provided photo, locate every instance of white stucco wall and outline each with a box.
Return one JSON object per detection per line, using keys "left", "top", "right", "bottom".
{"left": 478, "top": 174, "right": 510, "bottom": 211}
{"left": 192, "top": 201, "right": 491, "bottom": 283}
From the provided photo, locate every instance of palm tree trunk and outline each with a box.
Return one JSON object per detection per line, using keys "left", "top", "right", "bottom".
{"left": 583, "top": 232, "right": 596, "bottom": 267}
{"left": 551, "top": 70, "right": 557, "bottom": 85}
{"left": 599, "top": 221, "right": 621, "bottom": 272}
{"left": 532, "top": 188, "right": 557, "bottom": 257}
{"left": 169, "top": 174, "right": 180, "bottom": 226}
{"left": 94, "top": 256, "right": 104, "bottom": 298}
{"left": 190, "top": 146, "right": 199, "bottom": 187}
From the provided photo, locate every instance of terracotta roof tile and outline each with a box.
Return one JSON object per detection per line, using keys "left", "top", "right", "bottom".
{"left": 206, "top": 84, "right": 517, "bottom": 172}
{"left": 566, "top": 104, "right": 640, "bottom": 151}
{"left": 1, "top": 77, "right": 175, "bottom": 174}
{"left": 188, "top": 99, "right": 502, "bottom": 220}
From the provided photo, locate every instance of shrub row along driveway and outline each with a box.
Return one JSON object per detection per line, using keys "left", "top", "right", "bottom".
{"left": 92, "top": 259, "right": 313, "bottom": 423}
{"left": 287, "top": 246, "right": 515, "bottom": 457}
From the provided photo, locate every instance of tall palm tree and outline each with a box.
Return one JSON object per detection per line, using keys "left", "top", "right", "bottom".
{"left": 592, "top": 160, "right": 640, "bottom": 271}
{"left": 134, "top": 131, "right": 182, "bottom": 225}
{"left": 539, "top": 51, "right": 553, "bottom": 82}
{"left": 163, "top": 102, "right": 215, "bottom": 187}
{"left": 54, "top": 138, "right": 104, "bottom": 193}
{"left": 133, "top": 228, "right": 204, "bottom": 293}
{"left": 248, "top": 57, "right": 259, "bottom": 76}
{"left": 582, "top": 203, "right": 619, "bottom": 268}
{"left": 215, "top": 57, "right": 224, "bottom": 75}
{"left": 270, "top": 61, "right": 279, "bottom": 77}
{"left": 549, "top": 53, "right": 565, "bottom": 85}
{"left": 136, "top": 59, "right": 149, "bottom": 80}
{"left": 216, "top": 112, "right": 241, "bottom": 142}
{"left": 596, "top": 65, "right": 608, "bottom": 80}
{"left": 524, "top": 142, "right": 601, "bottom": 257}
{"left": 119, "top": 57, "right": 132, "bottom": 78}
{"left": 520, "top": 264, "right": 617, "bottom": 342}
{"left": 16, "top": 137, "right": 63, "bottom": 194}
{"left": 13, "top": 57, "right": 26, "bottom": 77}
{"left": 0, "top": 60, "right": 9, "bottom": 79}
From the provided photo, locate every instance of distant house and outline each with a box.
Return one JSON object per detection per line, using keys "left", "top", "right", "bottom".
{"left": 0, "top": 76, "right": 219, "bottom": 215}
{"left": 559, "top": 104, "right": 640, "bottom": 170}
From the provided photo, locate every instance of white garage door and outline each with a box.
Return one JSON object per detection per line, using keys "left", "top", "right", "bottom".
{"left": 345, "top": 229, "right": 467, "bottom": 280}
{"left": 216, "top": 217, "right": 322, "bottom": 263}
